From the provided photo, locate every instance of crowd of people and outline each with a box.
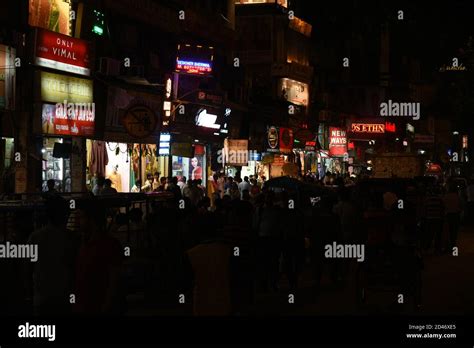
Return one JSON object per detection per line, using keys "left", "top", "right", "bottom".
{"left": 2, "top": 170, "right": 469, "bottom": 317}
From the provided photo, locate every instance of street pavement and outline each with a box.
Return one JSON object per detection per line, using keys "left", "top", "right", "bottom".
{"left": 126, "top": 225, "right": 474, "bottom": 316}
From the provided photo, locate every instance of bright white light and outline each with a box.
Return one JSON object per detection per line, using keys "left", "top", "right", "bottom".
{"left": 41, "top": 148, "right": 46, "bottom": 154}
{"left": 453, "top": 131, "right": 459, "bottom": 135}
{"left": 396, "top": 138, "right": 399, "bottom": 141}
{"left": 194, "top": 139, "right": 199, "bottom": 143}
{"left": 166, "top": 78, "right": 172, "bottom": 98}
{"left": 160, "top": 133, "right": 171, "bottom": 142}
{"left": 196, "top": 109, "right": 220, "bottom": 129}
{"left": 403, "top": 140, "right": 408, "bottom": 146}
{"left": 419, "top": 149, "right": 425, "bottom": 154}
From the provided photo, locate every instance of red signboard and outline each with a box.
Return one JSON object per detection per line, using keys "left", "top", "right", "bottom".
{"left": 42, "top": 103, "right": 95, "bottom": 137}
{"left": 279, "top": 127, "right": 294, "bottom": 153}
{"left": 329, "top": 127, "right": 347, "bottom": 156}
{"left": 35, "top": 28, "right": 91, "bottom": 76}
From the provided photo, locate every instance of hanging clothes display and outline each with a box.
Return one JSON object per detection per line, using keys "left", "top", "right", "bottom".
{"left": 89, "top": 140, "right": 109, "bottom": 177}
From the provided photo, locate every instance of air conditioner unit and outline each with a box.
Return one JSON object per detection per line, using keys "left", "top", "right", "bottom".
{"left": 99, "top": 57, "right": 121, "bottom": 76}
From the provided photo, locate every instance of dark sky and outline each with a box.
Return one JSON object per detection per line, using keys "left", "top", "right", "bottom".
{"left": 294, "top": 0, "right": 473, "bottom": 61}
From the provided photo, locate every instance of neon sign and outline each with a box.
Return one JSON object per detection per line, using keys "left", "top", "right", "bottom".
{"left": 385, "top": 122, "right": 396, "bottom": 133}
{"left": 176, "top": 60, "right": 212, "bottom": 74}
{"left": 351, "top": 123, "right": 385, "bottom": 133}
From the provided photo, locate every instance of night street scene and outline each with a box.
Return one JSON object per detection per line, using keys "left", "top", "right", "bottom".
{"left": 1, "top": 0, "right": 474, "bottom": 345}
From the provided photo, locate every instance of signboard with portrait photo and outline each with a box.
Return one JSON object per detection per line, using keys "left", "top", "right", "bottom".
{"left": 42, "top": 103, "right": 95, "bottom": 137}
{"left": 171, "top": 145, "right": 206, "bottom": 186}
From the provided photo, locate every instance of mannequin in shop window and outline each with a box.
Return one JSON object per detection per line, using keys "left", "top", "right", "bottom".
{"left": 108, "top": 165, "right": 122, "bottom": 193}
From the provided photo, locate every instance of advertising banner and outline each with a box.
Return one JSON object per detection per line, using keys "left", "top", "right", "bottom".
{"left": 40, "top": 71, "right": 93, "bottom": 104}
{"left": 279, "top": 127, "right": 294, "bottom": 153}
{"left": 35, "top": 28, "right": 91, "bottom": 76}
{"left": 329, "top": 127, "right": 347, "bottom": 157}
{"left": 42, "top": 103, "right": 95, "bottom": 137}
{"left": 267, "top": 126, "right": 279, "bottom": 152}
{"left": 279, "top": 78, "right": 308, "bottom": 106}
{"left": 29, "top": 0, "right": 72, "bottom": 36}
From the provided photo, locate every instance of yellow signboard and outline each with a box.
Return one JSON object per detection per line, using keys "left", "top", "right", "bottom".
{"left": 40, "top": 71, "right": 93, "bottom": 104}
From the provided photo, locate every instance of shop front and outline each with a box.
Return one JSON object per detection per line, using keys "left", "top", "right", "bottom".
{"left": 30, "top": 27, "right": 94, "bottom": 193}
{"left": 36, "top": 70, "right": 94, "bottom": 192}
{"left": 99, "top": 85, "right": 166, "bottom": 192}
{"left": 86, "top": 140, "right": 168, "bottom": 192}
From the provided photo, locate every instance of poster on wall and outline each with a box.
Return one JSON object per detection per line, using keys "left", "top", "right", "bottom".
{"left": 0, "top": 45, "right": 16, "bottom": 110}
{"left": 190, "top": 144, "right": 205, "bottom": 181}
{"left": 29, "top": 0, "right": 72, "bottom": 36}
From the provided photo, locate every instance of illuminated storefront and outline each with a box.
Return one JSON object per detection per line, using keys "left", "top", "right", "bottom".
{"left": 85, "top": 140, "right": 169, "bottom": 193}
{"left": 37, "top": 70, "right": 93, "bottom": 192}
